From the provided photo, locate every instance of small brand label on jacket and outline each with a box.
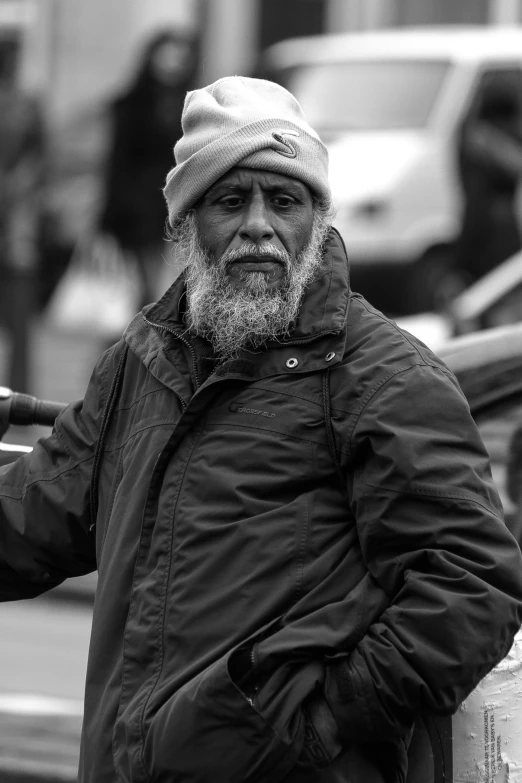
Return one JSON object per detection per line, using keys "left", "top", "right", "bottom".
{"left": 229, "top": 401, "right": 276, "bottom": 419}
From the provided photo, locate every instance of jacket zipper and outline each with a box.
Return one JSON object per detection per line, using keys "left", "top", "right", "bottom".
{"left": 145, "top": 313, "right": 339, "bottom": 376}
{"left": 248, "top": 642, "right": 259, "bottom": 708}
{"left": 234, "top": 641, "right": 259, "bottom": 707}
{"left": 142, "top": 315, "right": 200, "bottom": 391}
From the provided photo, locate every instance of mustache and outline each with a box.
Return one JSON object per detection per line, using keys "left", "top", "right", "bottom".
{"left": 218, "top": 243, "right": 291, "bottom": 271}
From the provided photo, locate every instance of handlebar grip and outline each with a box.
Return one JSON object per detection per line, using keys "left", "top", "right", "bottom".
{"left": 34, "top": 398, "right": 68, "bottom": 427}
{"left": 9, "top": 393, "right": 67, "bottom": 427}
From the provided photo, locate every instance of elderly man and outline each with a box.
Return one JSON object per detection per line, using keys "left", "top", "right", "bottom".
{"left": 1, "top": 77, "right": 522, "bottom": 783}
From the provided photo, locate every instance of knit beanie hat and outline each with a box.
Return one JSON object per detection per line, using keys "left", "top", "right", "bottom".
{"left": 163, "top": 76, "right": 331, "bottom": 226}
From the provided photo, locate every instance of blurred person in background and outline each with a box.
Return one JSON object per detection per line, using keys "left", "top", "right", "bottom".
{"left": 506, "top": 421, "right": 522, "bottom": 547}
{"left": 98, "top": 29, "right": 198, "bottom": 307}
{"left": 0, "top": 77, "right": 522, "bottom": 783}
{"left": 0, "top": 37, "right": 45, "bottom": 389}
{"left": 456, "top": 80, "right": 522, "bottom": 284}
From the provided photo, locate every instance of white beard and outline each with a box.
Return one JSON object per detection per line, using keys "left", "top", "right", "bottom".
{"left": 173, "top": 211, "right": 331, "bottom": 359}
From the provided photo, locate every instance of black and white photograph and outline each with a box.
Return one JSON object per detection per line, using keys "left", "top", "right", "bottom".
{"left": 1, "top": 1, "right": 522, "bottom": 781}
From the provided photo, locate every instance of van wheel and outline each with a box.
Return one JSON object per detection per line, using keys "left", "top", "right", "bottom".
{"left": 409, "top": 250, "right": 468, "bottom": 314}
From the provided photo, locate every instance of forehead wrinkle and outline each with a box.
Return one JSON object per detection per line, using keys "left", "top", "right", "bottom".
{"left": 206, "top": 168, "right": 309, "bottom": 198}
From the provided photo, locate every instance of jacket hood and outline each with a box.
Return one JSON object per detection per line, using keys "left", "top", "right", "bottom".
{"left": 123, "top": 228, "right": 350, "bottom": 379}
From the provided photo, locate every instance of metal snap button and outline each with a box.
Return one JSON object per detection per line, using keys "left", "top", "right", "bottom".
{"left": 286, "top": 357, "right": 299, "bottom": 369}
{"left": 325, "top": 352, "right": 336, "bottom": 362}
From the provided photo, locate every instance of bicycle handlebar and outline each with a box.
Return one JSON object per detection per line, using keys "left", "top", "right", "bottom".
{"left": 0, "top": 387, "right": 67, "bottom": 435}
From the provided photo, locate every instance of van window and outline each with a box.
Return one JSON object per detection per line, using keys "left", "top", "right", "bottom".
{"left": 288, "top": 60, "right": 450, "bottom": 131}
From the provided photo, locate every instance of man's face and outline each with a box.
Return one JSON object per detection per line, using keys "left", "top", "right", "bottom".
{"left": 194, "top": 168, "right": 314, "bottom": 291}
{"left": 176, "top": 167, "right": 330, "bottom": 359}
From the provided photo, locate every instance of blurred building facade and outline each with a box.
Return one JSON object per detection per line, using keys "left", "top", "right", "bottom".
{"left": 6, "top": 0, "right": 521, "bottom": 140}
{"left": 2, "top": 0, "right": 522, "bottom": 248}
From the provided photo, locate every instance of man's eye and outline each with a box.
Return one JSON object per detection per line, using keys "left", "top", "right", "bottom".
{"left": 220, "top": 196, "right": 244, "bottom": 208}
{"left": 273, "top": 196, "right": 295, "bottom": 209}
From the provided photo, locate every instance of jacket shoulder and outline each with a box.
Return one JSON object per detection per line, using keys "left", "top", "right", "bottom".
{"left": 330, "top": 293, "right": 461, "bottom": 413}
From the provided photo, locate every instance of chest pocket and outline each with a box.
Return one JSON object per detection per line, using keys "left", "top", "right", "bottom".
{"left": 203, "top": 370, "right": 344, "bottom": 485}
{"left": 204, "top": 382, "right": 325, "bottom": 442}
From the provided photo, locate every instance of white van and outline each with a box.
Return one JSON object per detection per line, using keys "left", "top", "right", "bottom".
{"left": 263, "top": 26, "right": 522, "bottom": 314}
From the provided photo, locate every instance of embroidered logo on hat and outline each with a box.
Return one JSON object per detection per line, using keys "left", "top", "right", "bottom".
{"left": 272, "top": 129, "right": 299, "bottom": 158}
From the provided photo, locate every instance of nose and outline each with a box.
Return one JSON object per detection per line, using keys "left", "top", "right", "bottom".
{"left": 238, "top": 196, "right": 275, "bottom": 244}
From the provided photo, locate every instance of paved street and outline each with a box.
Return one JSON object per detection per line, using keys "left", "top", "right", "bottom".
{"left": 0, "top": 596, "right": 92, "bottom": 780}
{"left": 0, "top": 597, "right": 91, "bottom": 698}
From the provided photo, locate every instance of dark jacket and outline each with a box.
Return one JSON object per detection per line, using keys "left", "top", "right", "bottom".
{"left": 1, "top": 230, "right": 521, "bottom": 783}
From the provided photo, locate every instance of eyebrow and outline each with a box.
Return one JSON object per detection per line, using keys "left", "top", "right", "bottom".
{"left": 205, "top": 184, "right": 244, "bottom": 197}
{"left": 205, "top": 180, "right": 307, "bottom": 198}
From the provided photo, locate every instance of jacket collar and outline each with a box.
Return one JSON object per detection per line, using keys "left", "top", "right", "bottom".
{"left": 124, "top": 228, "right": 350, "bottom": 384}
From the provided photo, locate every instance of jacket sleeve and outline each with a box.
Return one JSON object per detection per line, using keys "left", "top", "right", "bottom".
{"left": 326, "top": 362, "right": 522, "bottom": 742}
{"left": 0, "top": 346, "right": 115, "bottom": 601}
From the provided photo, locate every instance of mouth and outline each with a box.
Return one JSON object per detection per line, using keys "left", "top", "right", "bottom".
{"left": 227, "top": 257, "right": 284, "bottom": 280}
